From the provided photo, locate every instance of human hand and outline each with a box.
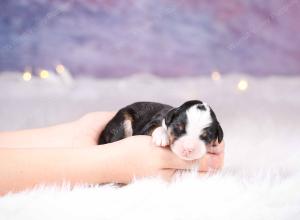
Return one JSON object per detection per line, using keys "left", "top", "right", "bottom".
{"left": 75, "top": 112, "right": 224, "bottom": 179}
{"left": 73, "top": 112, "right": 224, "bottom": 182}
{"left": 71, "top": 112, "right": 116, "bottom": 147}
{"left": 199, "top": 140, "right": 225, "bottom": 172}
{"left": 101, "top": 135, "right": 196, "bottom": 183}
{"left": 101, "top": 136, "right": 225, "bottom": 183}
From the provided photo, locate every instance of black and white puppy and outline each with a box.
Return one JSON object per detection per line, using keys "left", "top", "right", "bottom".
{"left": 98, "top": 100, "right": 223, "bottom": 160}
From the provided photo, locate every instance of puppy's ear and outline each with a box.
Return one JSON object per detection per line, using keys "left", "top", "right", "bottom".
{"left": 217, "top": 123, "right": 223, "bottom": 143}
{"left": 165, "top": 108, "right": 177, "bottom": 126}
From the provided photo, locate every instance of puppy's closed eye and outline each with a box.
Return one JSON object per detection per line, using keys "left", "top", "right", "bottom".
{"left": 200, "top": 130, "right": 214, "bottom": 144}
{"left": 174, "top": 124, "right": 185, "bottom": 132}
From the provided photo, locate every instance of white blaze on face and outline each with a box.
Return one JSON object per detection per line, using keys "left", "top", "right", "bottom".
{"left": 170, "top": 103, "right": 213, "bottom": 160}
{"left": 185, "top": 103, "right": 212, "bottom": 138}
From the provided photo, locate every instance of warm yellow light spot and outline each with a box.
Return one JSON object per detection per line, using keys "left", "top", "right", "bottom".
{"left": 56, "top": 64, "right": 65, "bottom": 74}
{"left": 22, "top": 71, "right": 32, "bottom": 81}
{"left": 237, "top": 80, "right": 248, "bottom": 91}
{"left": 40, "top": 70, "right": 49, "bottom": 79}
{"left": 211, "top": 71, "right": 221, "bottom": 81}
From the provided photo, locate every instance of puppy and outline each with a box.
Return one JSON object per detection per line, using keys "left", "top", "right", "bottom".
{"left": 98, "top": 100, "right": 223, "bottom": 160}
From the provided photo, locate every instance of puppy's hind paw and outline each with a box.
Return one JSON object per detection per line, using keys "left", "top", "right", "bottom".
{"left": 152, "top": 127, "right": 169, "bottom": 147}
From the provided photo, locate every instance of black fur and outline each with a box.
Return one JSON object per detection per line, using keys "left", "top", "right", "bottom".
{"left": 98, "top": 102, "right": 172, "bottom": 144}
{"left": 199, "top": 108, "right": 223, "bottom": 144}
{"left": 165, "top": 100, "right": 203, "bottom": 127}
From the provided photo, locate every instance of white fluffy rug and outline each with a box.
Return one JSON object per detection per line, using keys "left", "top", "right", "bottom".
{"left": 0, "top": 73, "right": 300, "bottom": 219}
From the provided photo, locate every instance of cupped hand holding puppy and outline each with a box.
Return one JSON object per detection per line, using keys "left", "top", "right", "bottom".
{"left": 0, "top": 112, "right": 224, "bottom": 195}
{"left": 75, "top": 112, "right": 224, "bottom": 181}
{"left": 103, "top": 135, "right": 224, "bottom": 183}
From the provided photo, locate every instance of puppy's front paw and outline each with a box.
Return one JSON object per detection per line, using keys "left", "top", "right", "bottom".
{"left": 152, "top": 127, "right": 169, "bottom": 147}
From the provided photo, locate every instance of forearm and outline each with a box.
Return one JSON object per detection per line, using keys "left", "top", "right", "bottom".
{"left": 0, "top": 146, "right": 114, "bottom": 195}
{"left": 0, "top": 112, "right": 116, "bottom": 148}
{"left": 0, "top": 122, "right": 76, "bottom": 148}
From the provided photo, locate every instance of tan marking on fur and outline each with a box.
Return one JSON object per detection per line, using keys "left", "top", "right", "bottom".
{"left": 123, "top": 113, "right": 133, "bottom": 137}
{"left": 167, "top": 129, "right": 175, "bottom": 145}
{"left": 148, "top": 126, "right": 159, "bottom": 136}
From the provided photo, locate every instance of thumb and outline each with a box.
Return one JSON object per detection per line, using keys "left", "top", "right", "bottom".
{"left": 198, "top": 152, "right": 225, "bottom": 172}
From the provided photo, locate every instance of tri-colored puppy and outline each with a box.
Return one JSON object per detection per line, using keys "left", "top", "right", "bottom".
{"left": 98, "top": 100, "right": 223, "bottom": 160}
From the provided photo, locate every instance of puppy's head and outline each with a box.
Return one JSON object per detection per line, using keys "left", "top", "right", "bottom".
{"left": 163, "top": 100, "right": 223, "bottom": 160}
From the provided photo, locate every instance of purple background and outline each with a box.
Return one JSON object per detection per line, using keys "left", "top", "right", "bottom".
{"left": 0, "top": 0, "right": 300, "bottom": 77}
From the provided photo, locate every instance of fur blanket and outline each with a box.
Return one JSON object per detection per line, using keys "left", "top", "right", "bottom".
{"left": 0, "top": 73, "right": 299, "bottom": 219}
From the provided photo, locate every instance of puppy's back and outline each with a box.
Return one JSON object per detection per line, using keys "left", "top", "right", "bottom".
{"left": 98, "top": 102, "right": 172, "bottom": 145}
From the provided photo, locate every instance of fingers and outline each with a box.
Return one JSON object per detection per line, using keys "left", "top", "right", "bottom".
{"left": 198, "top": 152, "right": 224, "bottom": 172}
{"left": 156, "top": 152, "right": 221, "bottom": 181}
{"left": 160, "top": 147, "right": 224, "bottom": 172}
{"left": 96, "top": 112, "right": 116, "bottom": 132}
{"left": 80, "top": 111, "right": 116, "bottom": 136}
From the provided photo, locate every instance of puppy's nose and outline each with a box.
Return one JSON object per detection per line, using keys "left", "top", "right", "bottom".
{"left": 182, "top": 148, "right": 194, "bottom": 157}
{"left": 182, "top": 140, "right": 198, "bottom": 155}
